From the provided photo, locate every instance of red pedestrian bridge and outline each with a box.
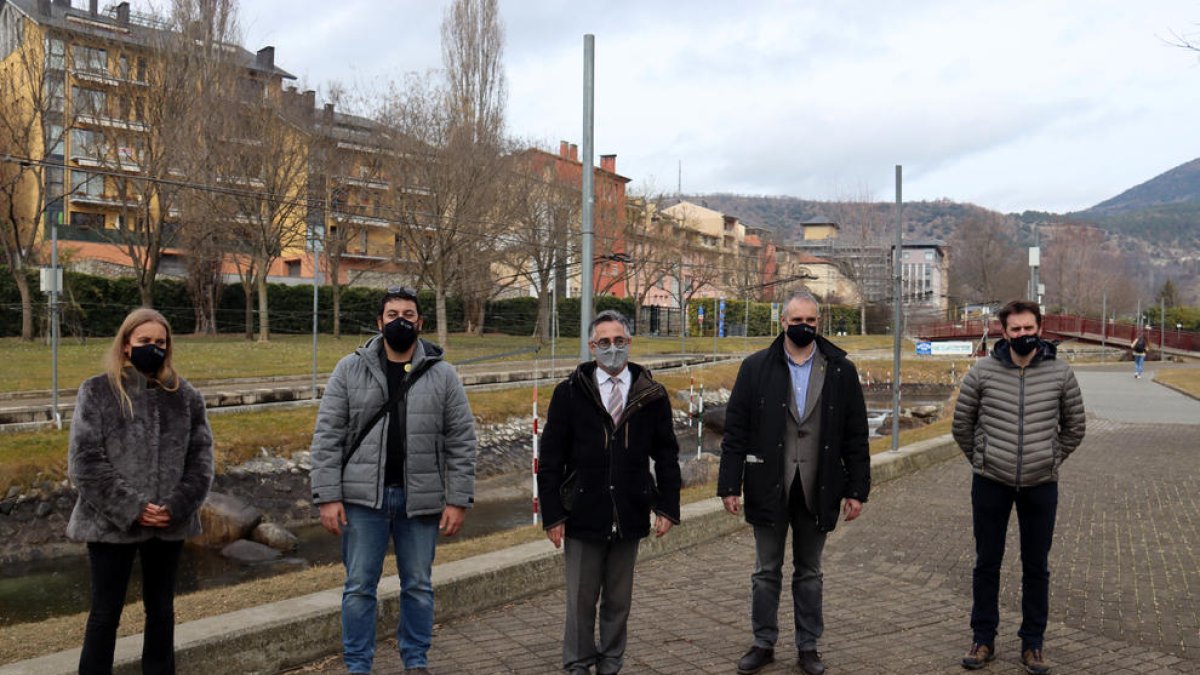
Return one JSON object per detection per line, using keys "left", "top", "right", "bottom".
{"left": 914, "top": 314, "right": 1200, "bottom": 357}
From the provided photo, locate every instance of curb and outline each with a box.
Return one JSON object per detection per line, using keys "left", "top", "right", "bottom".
{"left": 0, "top": 435, "right": 958, "bottom": 675}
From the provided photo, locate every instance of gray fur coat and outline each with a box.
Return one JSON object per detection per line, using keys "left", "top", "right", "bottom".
{"left": 66, "top": 371, "right": 214, "bottom": 543}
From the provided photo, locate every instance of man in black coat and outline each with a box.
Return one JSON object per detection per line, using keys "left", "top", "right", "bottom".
{"left": 538, "top": 310, "right": 682, "bottom": 675}
{"left": 718, "top": 291, "right": 871, "bottom": 675}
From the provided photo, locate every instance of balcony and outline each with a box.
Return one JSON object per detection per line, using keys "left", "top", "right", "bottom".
{"left": 69, "top": 193, "right": 140, "bottom": 208}
{"left": 71, "top": 68, "right": 120, "bottom": 87}
{"left": 76, "top": 114, "right": 148, "bottom": 133}
{"left": 332, "top": 211, "right": 389, "bottom": 227}
{"left": 336, "top": 175, "right": 390, "bottom": 191}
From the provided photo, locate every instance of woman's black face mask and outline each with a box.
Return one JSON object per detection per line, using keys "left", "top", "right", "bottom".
{"left": 129, "top": 344, "right": 166, "bottom": 375}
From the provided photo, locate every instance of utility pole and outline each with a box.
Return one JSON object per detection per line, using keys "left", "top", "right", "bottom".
{"left": 579, "top": 34, "right": 595, "bottom": 362}
{"left": 311, "top": 235, "right": 321, "bottom": 400}
{"left": 891, "top": 165, "right": 902, "bottom": 451}
{"left": 50, "top": 212, "right": 61, "bottom": 429}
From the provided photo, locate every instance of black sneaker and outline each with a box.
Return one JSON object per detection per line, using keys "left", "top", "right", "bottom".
{"left": 736, "top": 646, "right": 774, "bottom": 674}
{"left": 961, "top": 642, "right": 995, "bottom": 670}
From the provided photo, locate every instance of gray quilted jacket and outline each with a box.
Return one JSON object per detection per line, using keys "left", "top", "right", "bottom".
{"left": 67, "top": 372, "right": 214, "bottom": 543}
{"left": 952, "top": 339, "right": 1086, "bottom": 488}
{"left": 309, "top": 336, "right": 476, "bottom": 516}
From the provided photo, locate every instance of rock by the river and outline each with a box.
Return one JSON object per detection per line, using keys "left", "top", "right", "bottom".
{"left": 251, "top": 522, "right": 298, "bottom": 552}
{"left": 194, "top": 492, "right": 264, "bottom": 548}
{"left": 220, "top": 538, "right": 282, "bottom": 562}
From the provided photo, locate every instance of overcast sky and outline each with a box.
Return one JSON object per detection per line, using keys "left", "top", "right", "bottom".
{"left": 147, "top": 0, "right": 1200, "bottom": 214}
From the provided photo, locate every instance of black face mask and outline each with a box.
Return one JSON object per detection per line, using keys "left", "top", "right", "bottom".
{"left": 786, "top": 323, "right": 817, "bottom": 348}
{"left": 129, "top": 344, "right": 166, "bottom": 376}
{"left": 1009, "top": 334, "right": 1040, "bottom": 356}
{"left": 383, "top": 317, "right": 419, "bottom": 352}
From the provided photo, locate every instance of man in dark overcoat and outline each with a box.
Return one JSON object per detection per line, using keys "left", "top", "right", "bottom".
{"left": 538, "top": 310, "right": 682, "bottom": 675}
{"left": 718, "top": 291, "right": 871, "bottom": 675}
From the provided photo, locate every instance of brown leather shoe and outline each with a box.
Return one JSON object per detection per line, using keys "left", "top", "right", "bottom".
{"left": 736, "top": 646, "right": 774, "bottom": 674}
{"left": 1022, "top": 648, "right": 1050, "bottom": 674}
{"left": 797, "top": 649, "right": 826, "bottom": 675}
{"left": 961, "top": 643, "right": 995, "bottom": 670}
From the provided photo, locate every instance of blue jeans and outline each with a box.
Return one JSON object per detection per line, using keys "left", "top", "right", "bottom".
{"left": 1134, "top": 354, "right": 1145, "bottom": 375}
{"left": 970, "top": 474, "right": 1058, "bottom": 651}
{"left": 341, "top": 487, "right": 440, "bottom": 672}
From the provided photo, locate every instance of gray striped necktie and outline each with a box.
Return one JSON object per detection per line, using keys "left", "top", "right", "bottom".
{"left": 606, "top": 376, "right": 624, "bottom": 422}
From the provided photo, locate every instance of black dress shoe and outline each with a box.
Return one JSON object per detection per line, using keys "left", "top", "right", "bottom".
{"left": 797, "top": 650, "right": 825, "bottom": 675}
{"left": 737, "top": 646, "right": 774, "bottom": 674}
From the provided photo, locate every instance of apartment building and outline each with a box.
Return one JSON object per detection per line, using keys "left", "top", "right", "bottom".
{"left": 1, "top": 0, "right": 308, "bottom": 283}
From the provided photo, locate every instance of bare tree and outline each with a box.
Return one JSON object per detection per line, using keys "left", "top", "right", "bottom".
{"left": 947, "top": 213, "right": 1027, "bottom": 307}
{"left": 379, "top": 0, "right": 508, "bottom": 346}
{"left": 1042, "top": 223, "right": 1132, "bottom": 315}
{"left": 504, "top": 150, "right": 578, "bottom": 341}
{"left": 825, "top": 195, "right": 891, "bottom": 335}
{"left": 101, "top": 0, "right": 242, "bottom": 307}
{"left": 217, "top": 96, "right": 310, "bottom": 342}
{"left": 0, "top": 11, "right": 76, "bottom": 340}
{"left": 311, "top": 85, "right": 391, "bottom": 338}
{"left": 623, "top": 193, "right": 682, "bottom": 318}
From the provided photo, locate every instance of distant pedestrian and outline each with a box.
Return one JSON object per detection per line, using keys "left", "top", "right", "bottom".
{"left": 1131, "top": 333, "right": 1148, "bottom": 379}
{"left": 718, "top": 290, "right": 871, "bottom": 675}
{"left": 538, "top": 310, "right": 682, "bottom": 675}
{"left": 68, "top": 308, "right": 214, "bottom": 675}
{"left": 953, "top": 299, "right": 1086, "bottom": 674}
{"left": 310, "top": 287, "right": 477, "bottom": 674}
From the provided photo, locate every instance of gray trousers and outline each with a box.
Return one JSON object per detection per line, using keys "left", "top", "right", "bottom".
{"left": 751, "top": 479, "right": 827, "bottom": 651}
{"left": 562, "top": 536, "right": 640, "bottom": 674}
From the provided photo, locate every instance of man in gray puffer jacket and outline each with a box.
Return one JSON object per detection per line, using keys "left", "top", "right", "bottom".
{"left": 953, "top": 300, "right": 1085, "bottom": 675}
{"left": 310, "top": 287, "right": 476, "bottom": 675}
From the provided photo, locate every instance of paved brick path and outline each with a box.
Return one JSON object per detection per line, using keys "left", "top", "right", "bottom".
{"left": 293, "top": 367, "right": 1200, "bottom": 674}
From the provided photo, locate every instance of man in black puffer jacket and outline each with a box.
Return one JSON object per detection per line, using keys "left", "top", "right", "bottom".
{"left": 718, "top": 291, "right": 871, "bottom": 675}
{"left": 538, "top": 310, "right": 681, "bottom": 675}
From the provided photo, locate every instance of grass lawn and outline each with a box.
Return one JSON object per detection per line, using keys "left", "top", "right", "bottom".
{"left": 1155, "top": 365, "right": 1200, "bottom": 398}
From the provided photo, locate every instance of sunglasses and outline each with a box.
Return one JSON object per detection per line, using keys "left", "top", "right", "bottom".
{"left": 386, "top": 286, "right": 418, "bottom": 298}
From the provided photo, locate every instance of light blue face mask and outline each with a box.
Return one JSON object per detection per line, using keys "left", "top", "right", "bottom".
{"left": 593, "top": 343, "right": 630, "bottom": 374}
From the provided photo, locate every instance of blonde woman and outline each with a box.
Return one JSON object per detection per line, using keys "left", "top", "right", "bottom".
{"left": 67, "top": 308, "right": 213, "bottom": 675}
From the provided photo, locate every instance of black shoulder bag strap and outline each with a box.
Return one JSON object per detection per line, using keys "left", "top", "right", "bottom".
{"left": 342, "top": 363, "right": 431, "bottom": 470}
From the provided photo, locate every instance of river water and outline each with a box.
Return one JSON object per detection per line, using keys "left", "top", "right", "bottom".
{"left": 0, "top": 389, "right": 948, "bottom": 626}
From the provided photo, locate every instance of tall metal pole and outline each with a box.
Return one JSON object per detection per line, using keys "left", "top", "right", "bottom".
{"left": 890, "top": 165, "right": 902, "bottom": 451}
{"left": 1160, "top": 297, "right": 1166, "bottom": 356}
{"left": 579, "top": 34, "right": 595, "bottom": 362}
{"left": 1101, "top": 292, "right": 1107, "bottom": 349}
{"left": 50, "top": 213, "right": 61, "bottom": 429}
{"left": 678, "top": 259, "right": 686, "bottom": 353}
{"left": 311, "top": 244, "right": 320, "bottom": 400}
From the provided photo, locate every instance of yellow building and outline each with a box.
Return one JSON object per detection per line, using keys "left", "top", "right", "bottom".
{"left": 0, "top": 0, "right": 309, "bottom": 281}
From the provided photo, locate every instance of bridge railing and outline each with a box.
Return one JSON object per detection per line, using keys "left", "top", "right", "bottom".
{"left": 915, "top": 313, "right": 1198, "bottom": 354}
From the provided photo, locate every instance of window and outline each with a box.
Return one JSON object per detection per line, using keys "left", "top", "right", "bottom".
{"left": 46, "top": 77, "right": 65, "bottom": 113}
{"left": 924, "top": 250, "right": 934, "bottom": 261}
{"left": 286, "top": 260, "right": 302, "bottom": 277}
{"left": 118, "top": 55, "right": 129, "bottom": 79}
{"left": 46, "top": 38, "right": 65, "bottom": 70}
{"left": 72, "top": 45, "right": 107, "bottom": 73}
{"left": 135, "top": 57, "right": 146, "bottom": 82}
{"left": 46, "top": 124, "right": 65, "bottom": 157}
{"left": 71, "top": 170, "right": 104, "bottom": 197}
{"left": 72, "top": 87, "right": 106, "bottom": 117}
{"left": 46, "top": 166, "right": 64, "bottom": 199}
{"left": 69, "top": 211, "right": 105, "bottom": 229}
{"left": 71, "top": 128, "right": 104, "bottom": 159}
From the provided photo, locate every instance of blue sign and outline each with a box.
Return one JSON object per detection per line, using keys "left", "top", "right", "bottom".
{"left": 915, "top": 341, "right": 933, "bottom": 355}
{"left": 697, "top": 305, "right": 705, "bottom": 323}
{"left": 718, "top": 298, "right": 726, "bottom": 337}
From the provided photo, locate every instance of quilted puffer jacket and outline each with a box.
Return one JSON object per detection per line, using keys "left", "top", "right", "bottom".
{"left": 309, "top": 336, "right": 476, "bottom": 516}
{"left": 952, "top": 339, "right": 1086, "bottom": 488}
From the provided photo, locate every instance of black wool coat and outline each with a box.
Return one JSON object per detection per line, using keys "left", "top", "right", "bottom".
{"left": 717, "top": 334, "right": 871, "bottom": 533}
{"left": 537, "top": 362, "right": 682, "bottom": 541}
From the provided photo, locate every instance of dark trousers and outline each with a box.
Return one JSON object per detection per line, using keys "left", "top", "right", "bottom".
{"left": 80, "top": 538, "right": 184, "bottom": 675}
{"left": 750, "top": 476, "right": 827, "bottom": 651}
{"left": 970, "top": 474, "right": 1058, "bottom": 651}
{"left": 562, "top": 536, "right": 640, "bottom": 674}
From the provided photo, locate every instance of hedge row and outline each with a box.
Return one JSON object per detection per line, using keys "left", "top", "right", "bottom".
{"left": 1, "top": 266, "right": 869, "bottom": 339}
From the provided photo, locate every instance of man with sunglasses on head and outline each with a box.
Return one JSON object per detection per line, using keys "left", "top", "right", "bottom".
{"left": 718, "top": 290, "right": 871, "bottom": 675}
{"left": 538, "top": 309, "right": 682, "bottom": 675}
{"left": 310, "top": 287, "right": 477, "bottom": 675}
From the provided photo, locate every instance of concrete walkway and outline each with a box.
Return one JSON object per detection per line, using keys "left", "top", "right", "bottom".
{"left": 291, "top": 362, "right": 1200, "bottom": 674}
